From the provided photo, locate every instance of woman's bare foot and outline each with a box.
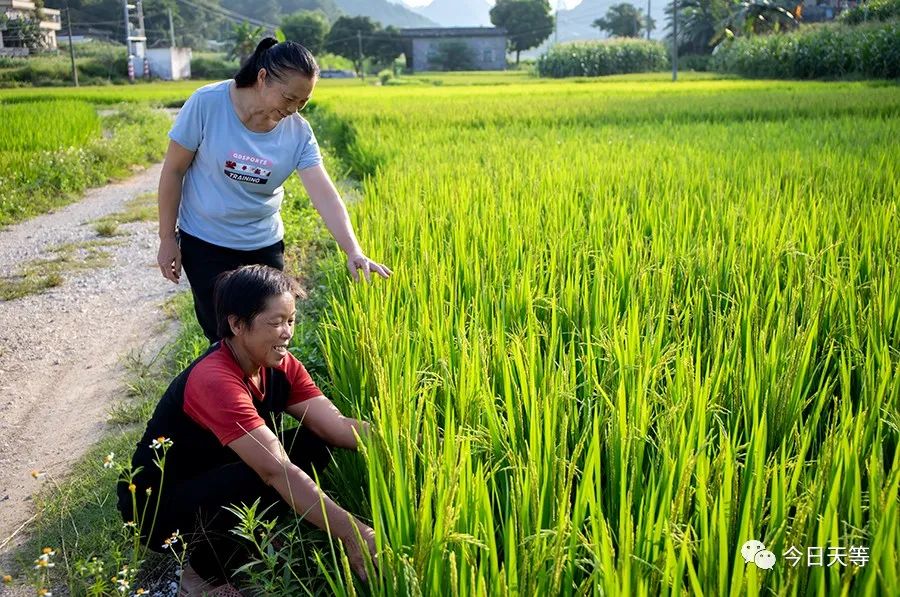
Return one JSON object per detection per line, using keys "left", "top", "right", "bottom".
{"left": 178, "top": 563, "right": 244, "bottom": 596}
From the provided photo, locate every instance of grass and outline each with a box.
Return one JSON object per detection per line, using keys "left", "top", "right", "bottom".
{"left": 0, "top": 238, "right": 117, "bottom": 301}
{"left": 91, "top": 193, "right": 159, "bottom": 235}
{"left": 93, "top": 221, "right": 119, "bottom": 237}
{"left": 0, "top": 104, "right": 170, "bottom": 225}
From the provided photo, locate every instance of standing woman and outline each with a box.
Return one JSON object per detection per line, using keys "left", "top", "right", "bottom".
{"left": 158, "top": 37, "right": 391, "bottom": 342}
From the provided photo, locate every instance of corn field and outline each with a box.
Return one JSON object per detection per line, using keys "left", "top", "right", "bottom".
{"left": 296, "top": 78, "right": 900, "bottom": 595}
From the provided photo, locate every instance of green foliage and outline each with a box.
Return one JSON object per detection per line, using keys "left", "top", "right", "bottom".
{"left": 711, "top": 19, "right": 900, "bottom": 78}
{"left": 490, "top": 0, "right": 555, "bottom": 63}
{"left": 665, "top": 0, "right": 735, "bottom": 54}
{"left": 228, "top": 22, "right": 266, "bottom": 63}
{"left": 0, "top": 100, "right": 100, "bottom": 151}
{"left": 537, "top": 38, "right": 669, "bottom": 77}
{"left": 305, "top": 79, "right": 900, "bottom": 595}
{"left": 0, "top": 45, "right": 129, "bottom": 87}
{"left": 324, "top": 16, "right": 402, "bottom": 75}
{"left": 44, "top": 0, "right": 229, "bottom": 50}
{"left": 280, "top": 10, "right": 329, "bottom": 54}
{"left": 593, "top": 2, "right": 655, "bottom": 38}
{"left": 839, "top": 0, "right": 900, "bottom": 24}
{"left": 190, "top": 53, "right": 240, "bottom": 79}
{"left": 678, "top": 52, "right": 712, "bottom": 70}
{"left": 428, "top": 40, "right": 476, "bottom": 71}
{"left": 2, "top": 17, "right": 48, "bottom": 50}
{"left": 666, "top": 0, "right": 800, "bottom": 55}
{"left": 0, "top": 102, "right": 170, "bottom": 224}
{"left": 325, "top": 15, "right": 376, "bottom": 75}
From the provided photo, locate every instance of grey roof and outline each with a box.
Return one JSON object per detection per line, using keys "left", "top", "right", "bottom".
{"left": 399, "top": 27, "right": 507, "bottom": 39}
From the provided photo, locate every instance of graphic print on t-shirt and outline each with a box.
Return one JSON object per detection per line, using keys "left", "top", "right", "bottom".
{"left": 224, "top": 151, "right": 273, "bottom": 185}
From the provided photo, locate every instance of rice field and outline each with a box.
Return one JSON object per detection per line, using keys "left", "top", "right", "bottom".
{"left": 2, "top": 74, "right": 897, "bottom": 595}
{"left": 0, "top": 100, "right": 101, "bottom": 151}
{"left": 0, "top": 98, "right": 169, "bottom": 225}
{"left": 293, "top": 78, "right": 900, "bottom": 595}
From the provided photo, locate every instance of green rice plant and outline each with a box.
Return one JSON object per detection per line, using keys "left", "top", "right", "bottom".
{"left": 0, "top": 100, "right": 100, "bottom": 151}
{"left": 0, "top": 103, "right": 170, "bottom": 224}
{"left": 298, "top": 78, "right": 900, "bottom": 595}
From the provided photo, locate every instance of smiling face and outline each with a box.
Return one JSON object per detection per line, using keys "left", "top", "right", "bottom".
{"left": 229, "top": 291, "right": 296, "bottom": 368}
{"left": 255, "top": 68, "right": 316, "bottom": 120}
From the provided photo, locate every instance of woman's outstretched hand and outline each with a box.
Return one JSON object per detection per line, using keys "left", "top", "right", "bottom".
{"left": 347, "top": 252, "right": 392, "bottom": 283}
{"left": 341, "top": 520, "right": 378, "bottom": 583}
{"left": 157, "top": 236, "right": 182, "bottom": 283}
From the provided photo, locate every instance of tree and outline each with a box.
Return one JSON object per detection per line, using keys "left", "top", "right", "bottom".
{"left": 279, "top": 0, "right": 341, "bottom": 21}
{"left": 2, "top": 17, "right": 47, "bottom": 50}
{"left": 662, "top": 0, "right": 732, "bottom": 54}
{"left": 223, "top": 0, "right": 282, "bottom": 22}
{"left": 489, "top": 0, "right": 554, "bottom": 65}
{"left": 280, "top": 10, "right": 328, "bottom": 54}
{"left": 369, "top": 26, "right": 404, "bottom": 70}
{"left": 665, "top": 0, "right": 798, "bottom": 55}
{"left": 430, "top": 40, "right": 475, "bottom": 71}
{"left": 720, "top": 0, "right": 799, "bottom": 38}
{"left": 228, "top": 22, "right": 265, "bottom": 63}
{"left": 324, "top": 15, "right": 402, "bottom": 75}
{"left": 592, "top": 3, "right": 655, "bottom": 38}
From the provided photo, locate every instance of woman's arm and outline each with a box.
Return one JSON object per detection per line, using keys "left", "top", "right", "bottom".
{"left": 297, "top": 164, "right": 393, "bottom": 283}
{"left": 228, "top": 425, "right": 376, "bottom": 580}
{"left": 287, "top": 395, "right": 371, "bottom": 450}
{"left": 157, "top": 140, "right": 195, "bottom": 283}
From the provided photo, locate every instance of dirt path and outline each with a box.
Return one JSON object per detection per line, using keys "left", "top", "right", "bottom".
{"left": 0, "top": 162, "right": 181, "bottom": 554}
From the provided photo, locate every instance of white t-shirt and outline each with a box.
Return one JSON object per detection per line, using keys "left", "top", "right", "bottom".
{"left": 170, "top": 80, "right": 322, "bottom": 250}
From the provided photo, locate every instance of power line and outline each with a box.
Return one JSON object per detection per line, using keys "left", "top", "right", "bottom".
{"left": 172, "top": 0, "right": 278, "bottom": 30}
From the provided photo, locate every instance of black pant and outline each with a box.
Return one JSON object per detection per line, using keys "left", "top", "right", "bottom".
{"left": 179, "top": 230, "right": 285, "bottom": 343}
{"left": 119, "top": 426, "right": 332, "bottom": 585}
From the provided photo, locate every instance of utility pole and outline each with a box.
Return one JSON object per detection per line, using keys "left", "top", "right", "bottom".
{"left": 135, "top": 0, "right": 146, "bottom": 48}
{"left": 647, "top": 0, "right": 651, "bottom": 40}
{"left": 356, "top": 30, "right": 364, "bottom": 79}
{"left": 64, "top": 0, "right": 78, "bottom": 86}
{"left": 122, "top": 0, "right": 131, "bottom": 56}
{"left": 168, "top": 6, "right": 176, "bottom": 47}
{"left": 671, "top": 0, "right": 678, "bottom": 81}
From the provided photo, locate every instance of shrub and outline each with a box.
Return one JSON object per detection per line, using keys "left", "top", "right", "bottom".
{"left": 429, "top": 40, "right": 476, "bottom": 71}
{"left": 377, "top": 68, "right": 393, "bottom": 85}
{"left": 190, "top": 53, "right": 239, "bottom": 80}
{"left": 839, "top": 0, "right": 900, "bottom": 24}
{"left": 678, "top": 53, "right": 712, "bottom": 71}
{"left": 711, "top": 20, "right": 900, "bottom": 79}
{"left": 537, "top": 39, "right": 669, "bottom": 77}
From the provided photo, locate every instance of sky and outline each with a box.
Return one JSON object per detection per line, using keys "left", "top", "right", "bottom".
{"left": 400, "top": 1, "right": 585, "bottom": 9}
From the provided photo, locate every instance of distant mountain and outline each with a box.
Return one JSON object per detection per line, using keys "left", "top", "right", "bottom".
{"left": 404, "top": 0, "right": 493, "bottom": 27}
{"left": 336, "top": 0, "right": 438, "bottom": 28}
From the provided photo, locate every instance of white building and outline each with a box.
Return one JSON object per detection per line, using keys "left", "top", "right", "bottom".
{"left": 400, "top": 27, "right": 507, "bottom": 72}
{"left": 0, "top": 0, "right": 62, "bottom": 53}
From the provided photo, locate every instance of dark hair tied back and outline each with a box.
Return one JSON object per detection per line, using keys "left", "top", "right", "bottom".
{"left": 234, "top": 37, "right": 319, "bottom": 88}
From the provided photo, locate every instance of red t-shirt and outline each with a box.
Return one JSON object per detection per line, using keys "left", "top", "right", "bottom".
{"left": 182, "top": 343, "right": 323, "bottom": 445}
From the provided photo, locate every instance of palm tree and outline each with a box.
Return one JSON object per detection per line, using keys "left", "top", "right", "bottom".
{"left": 719, "top": 0, "right": 800, "bottom": 40}
{"left": 228, "top": 22, "right": 265, "bottom": 64}
{"left": 666, "top": 0, "right": 799, "bottom": 54}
